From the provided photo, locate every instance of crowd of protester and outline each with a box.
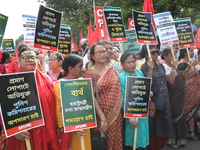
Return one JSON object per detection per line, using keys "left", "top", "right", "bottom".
{"left": 0, "top": 40, "right": 200, "bottom": 150}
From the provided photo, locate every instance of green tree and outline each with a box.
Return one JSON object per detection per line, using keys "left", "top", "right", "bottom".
{"left": 15, "top": 34, "right": 24, "bottom": 48}
{"left": 42, "top": 0, "right": 200, "bottom": 43}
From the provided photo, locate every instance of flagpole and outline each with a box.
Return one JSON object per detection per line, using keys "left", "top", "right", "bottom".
{"left": 146, "top": 44, "right": 152, "bottom": 61}
{"left": 133, "top": 118, "right": 138, "bottom": 150}
{"left": 186, "top": 47, "right": 191, "bottom": 60}
{"left": 170, "top": 44, "right": 175, "bottom": 61}
{"left": 93, "top": 0, "right": 96, "bottom": 28}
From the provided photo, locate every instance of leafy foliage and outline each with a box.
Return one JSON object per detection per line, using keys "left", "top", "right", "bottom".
{"left": 33, "top": 0, "right": 200, "bottom": 44}
{"left": 15, "top": 34, "right": 24, "bottom": 48}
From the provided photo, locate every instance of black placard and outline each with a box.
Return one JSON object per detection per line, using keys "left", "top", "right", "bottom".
{"left": 0, "top": 72, "right": 44, "bottom": 137}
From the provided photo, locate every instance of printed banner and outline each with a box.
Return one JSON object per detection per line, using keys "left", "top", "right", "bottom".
{"left": 2, "top": 39, "right": 16, "bottom": 56}
{"left": 174, "top": 18, "right": 195, "bottom": 49}
{"left": 133, "top": 10, "right": 157, "bottom": 44}
{"left": 124, "top": 77, "right": 151, "bottom": 118}
{"left": 22, "top": 14, "right": 37, "bottom": 45}
{"left": 103, "top": 7, "right": 127, "bottom": 42}
{"left": 60, "top": 79, "right": 96, "bottom": 132}
{"left": 0, "top": 72, "right": 44, "bottom": 137}
{"left": 0, "top": 13, "right": 8, "bottom": 47}
{"left": 58, "top": 25, "right": 71, "bottom": 54}
{"left": 34, "top": 5, "right": 62, "bottom": 51}
{"left": 94, "top": 6, "right": 109, "bottom": 41}
{"left": 154, "top": 12, "right": 179, "bottom": 46}
{"left": 121, "top": 29, "right": 141, "bottom": 60}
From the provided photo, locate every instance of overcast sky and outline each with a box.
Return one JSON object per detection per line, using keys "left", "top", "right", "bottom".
{"left": 0, "top": 0, "right": 42, "bottom": 41}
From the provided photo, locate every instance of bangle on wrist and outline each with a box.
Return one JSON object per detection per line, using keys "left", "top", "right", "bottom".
{"left": 101, "top": 118, "right": 107, "bottom": 122}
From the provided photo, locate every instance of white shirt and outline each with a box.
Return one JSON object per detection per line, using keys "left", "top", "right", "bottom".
{"left": 163, "top": 64, "right": 172, "bottom": 75}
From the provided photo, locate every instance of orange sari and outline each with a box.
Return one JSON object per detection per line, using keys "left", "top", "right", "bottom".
{"left": 84, "top": 67, "right": 123, "bottom": 150}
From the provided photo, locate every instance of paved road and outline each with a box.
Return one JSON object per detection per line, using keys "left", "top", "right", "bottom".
{"left": 165, "top": 139, "right": 200, "bottom": 150}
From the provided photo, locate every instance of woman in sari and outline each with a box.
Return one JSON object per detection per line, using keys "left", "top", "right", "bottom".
{"left": 3, "top": 48, "right": 59, "bottom": 150}
{"left": 54, "top": 54, "right": 92, "bottom": 150}
{"left": 161, "top": 48, "right": 188, "bottom": 148}
{"left": 84, "top": 42, "right": 123, "bottom": 150}
{"left": 178, "top": 48, "right": 200, "bottom": 139}
{"left": 118, "top": 52, "right": 149, "bottom": 150}
{"left": 140, "top": 45, "right": 173, "bottom": 150}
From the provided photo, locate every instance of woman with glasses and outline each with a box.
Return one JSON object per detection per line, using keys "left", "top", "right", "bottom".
{"left": 84, "top": 42, "right": 123, "bottom": 150}
{"left": 47, "top": 52, "right": 64, "bottom": 83}
{"left": 2, "top": 48, "right": 59, "bottom": 150}
{"left": 178, "top": 48, "right": 200, "bottom": 140}
{"left": 140, "top": 45, "right": 173, "bottom": 150}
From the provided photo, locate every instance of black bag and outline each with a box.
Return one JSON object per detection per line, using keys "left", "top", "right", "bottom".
{"left": 152, "top": 93, "right": 165, "bottom": 112}
{"left": 91, "top": 130, "right": 106, "bottom": 150}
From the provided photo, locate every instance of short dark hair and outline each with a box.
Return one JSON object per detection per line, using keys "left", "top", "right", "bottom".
{"left": 120, "top": 52, "right": 136, "bottom": 64}
{"left": 99, "top": 40, "right": 112, "bottom": 46}
{"left": 17, "top": 43, "right": 28, "bottom": 52}
{"left": 50, "top": 52, "right": 64, "bottom": 61}
{"left": 140, "top": 44, "right": 157, "bottom": 59}
{"left": 178, "top": 48, "right": 187, "bottom": 61}
{"left": 161, "top": 48, "right": 171, "bottom": 60}
{"left": 0, "top": 52, "right": 10, "bottom": 64}
{"left": 62, "top": 54, "right": 83, "bottom": 76}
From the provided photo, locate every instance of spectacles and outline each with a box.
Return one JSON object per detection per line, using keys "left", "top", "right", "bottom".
{"left": 48, "top": 58, "right": 58, "bottom": 62}
{"left": 151, "top": 50, "right": 159, "bottom": 55}
{"left": 21, "top": 56, "right": 36, "bottom": 61}
{"left": 94, "top": 50, "right": 107, "bottom": 56}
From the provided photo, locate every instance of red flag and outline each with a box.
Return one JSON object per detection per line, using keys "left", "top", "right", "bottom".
{"left": 87, "top": 18, "right": 93, "bottom": 40}
{"left": 142, "top": 0, "right": 156, "bottom": 30}
{"left": 128, "top": 18, "right": 135, "bottom": 29}
{"left": 94, "top": 7, "right": 109, "bottom": 41}
{"left": 71, "top": 37, "right": 79, "bottom": 51}
{"left": 195, "top": 28, "right": 200, "bottom": 48}
{"left": 71, "top": 37, "right": 75, "bottom": 51}
{"left": 80, "top": 29, "right": 84, "bottom": 41}
{"left": 0, "top": 49, "right": 2, "bottom": 61}
{"left": 88, "top": 28, "right": 98, "bottom": 45}
{"left": 88, "top": 7, "right": 109, "bottom": 45}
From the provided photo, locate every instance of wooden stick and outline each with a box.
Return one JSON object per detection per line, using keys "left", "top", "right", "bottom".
{"left": 25, "top": 138, "right": 31, "bottom": 150}
{"left": 80, "top": 136, "right": 85, "bottom": 150}
{"left": 186, "top": 47, "right": 191, "bottom": 61}
{"left": 42, "top": 50, "right": 47, "bottom": 72}
{"left": 146, "top": 44, "right": 152, "bottom": 61}
{"left": 119, "top": 42, "right": 122, "bottom": 53}
{"left": 133, "top": 118, "right": 138, "bottom": 150}
{"left": 170, "top": 44, "right": 175, "bottom": 61}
